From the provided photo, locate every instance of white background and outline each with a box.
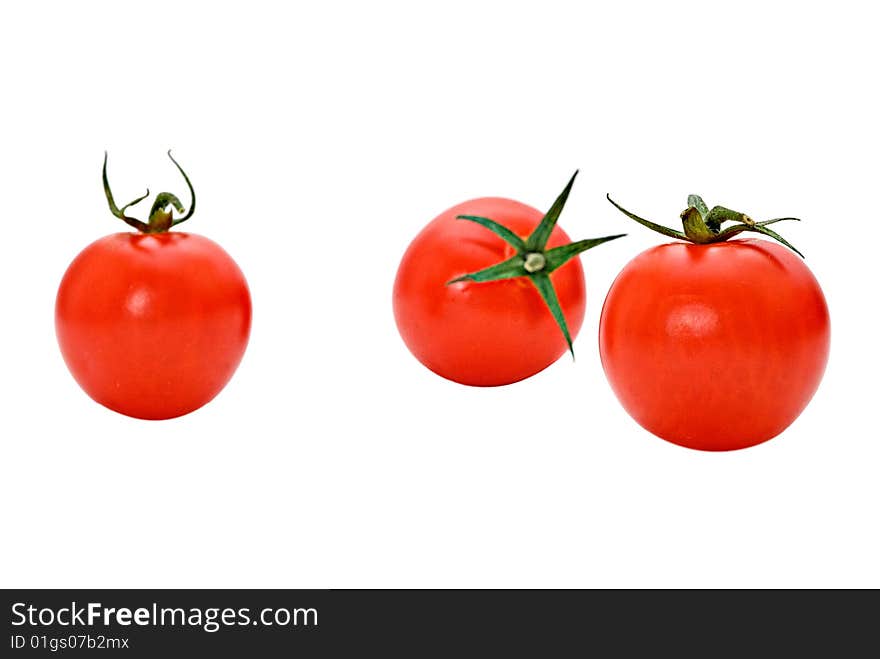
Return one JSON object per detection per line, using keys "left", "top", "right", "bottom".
{"left": 1, "top": 1, "right": 877, "bottom": 588}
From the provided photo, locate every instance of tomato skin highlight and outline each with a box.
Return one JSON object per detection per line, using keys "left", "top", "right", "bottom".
{"left": 393, "top": 197, "right": 586, "bottom": 386}
{"left": 598, "top": 238, "right": 830, "bottom": 451}
{"left": 55, "top": 232, "right": 252, "bottom": 420}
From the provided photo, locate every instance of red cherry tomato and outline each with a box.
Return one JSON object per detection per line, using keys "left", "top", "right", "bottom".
{"left": 55, "top": 152, "right": 251, "bottom": 420}
{"left": 393, "top": 197, "right": 586, "bottom": 386}
{"left": 599, "top": 238, "right": 830, "bottom": 451}
{"left": 56, "top": 232, "right": 251, "bottom": 420}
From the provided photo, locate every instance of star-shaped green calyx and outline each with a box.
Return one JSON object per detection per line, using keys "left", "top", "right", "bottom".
{"left": 605, "top": 193, "right": 804, "bottom": 258}
{"left": 103, "top": 150, "right": 196, "bottom": 233}
{"left": 447, "top": 171, "right": 626, "bottom": 357}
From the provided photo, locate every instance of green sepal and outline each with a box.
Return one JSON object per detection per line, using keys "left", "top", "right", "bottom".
{"left": 525, "top": 170, "right": 578, "bottom": 251}
{"left": 756, "top": 217, "right": 801, "bottom": 227}
{"left": 103, "top": 152, "right": 150, "bottom": 232}
{"left": 606, "top": 194, "right": 687, "bottom": 240}
{"left": 445, "top": 172, "right": 624, "bottom": 359}
{"left": 148, "top": 192, "right": 185, "bottom": 232}
{"left": 529, "top": 271, "right": 574, "bottom": 357}
{"left": 150, "top": 192, "right": 185, "bottom": 218}
{"left": 101, "top": 150, "right": 196, "bottom": 234}
{"left": 447, "top": 255, "right": 527, "bottom": 284}
{"left": 608, "top": 193, "right": 805, "bottom": 258}
{"left": 119, "top": 188, "right": 151, "bottom": 216}
{"left": 680, "top": 206, "right": 716, "bottom": 243}
{"left": 167, "top": 150, "right": 195, "bottom": 227}
{"left": 714, "top": 219, "right": 804, "bottom": 258}
{"left": 705, "top": 205, "right": 750, "bottom": 230}
{"left": 544, "top": 235, "right": 626, "bottom": 273}
{"left": 688, "top": 195, "right": 710, "bottom": 220}
{"left": 456, "top": 215, "right": 526, "bottom": 251}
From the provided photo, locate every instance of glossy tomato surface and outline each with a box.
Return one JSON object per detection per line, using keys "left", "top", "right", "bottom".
{"left": 56, "top": 232, "right": 252, "bottom": 420}
{"left": 393, "top": 197, "right": 586, "bottom": 386}
{"left": 599, "top": 238, "right": 829, "bottom": 451}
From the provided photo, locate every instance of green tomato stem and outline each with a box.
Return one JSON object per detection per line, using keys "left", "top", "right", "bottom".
{"left": 606, "top": 193, "right": 804, "bottom": 257}
{"left": 103, "top": 150, "right": 196, "bottom": 234}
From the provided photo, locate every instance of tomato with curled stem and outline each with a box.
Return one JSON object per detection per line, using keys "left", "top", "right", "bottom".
{"left": 55, "top": 152, "right": 251, "bottom": 420}
{"left": 393, "top": 172, "right": 624, "bottom": 386}
{"left": 599, "top": 194, "right": 830, "bottom": 451}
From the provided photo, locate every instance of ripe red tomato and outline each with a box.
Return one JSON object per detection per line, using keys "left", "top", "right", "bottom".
{"left": 393, "top": 196, "right": 587, "bottom": 386}
{"left": 56, "top": 233, "right": 251, "bottom": 419}
{"left": 55, "top": 152, "right": 251, "bottom": 420}
{"left": 599, "top": 238, "right": 830, "bottom": 451}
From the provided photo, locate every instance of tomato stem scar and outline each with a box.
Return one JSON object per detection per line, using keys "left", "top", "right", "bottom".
{"left": 523, "top": 252, "right": 546, "bottom": 272}
{"left": 447, "top": 171, "right": 626, "bottom": 357}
